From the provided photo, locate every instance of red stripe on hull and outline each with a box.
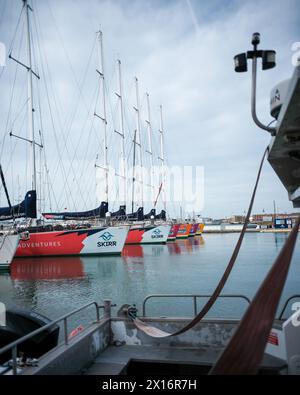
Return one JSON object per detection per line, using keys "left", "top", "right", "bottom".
{"left": 16, "top": 231, "right": 87, "bottom": 257}
{"left": 168, "top": 224, "right": 180, "bottom": 240}
{"left": 189, "top": 223, "right": 199, "bottom": 236}
{"left": 177, "top": 224, "right": 192, "bottom": 238}
{"left": 125, "top": 229, "right": 145, "bottom": 244}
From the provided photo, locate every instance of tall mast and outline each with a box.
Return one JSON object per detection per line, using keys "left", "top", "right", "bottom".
{"left": 159, "top": 104, "right": 166, "bottom": 211}
{"left": 131, "top": 130, "right": 137, "bottom": 213}
{"left": 145, "top": 92, "right": 154, "bottom": 205}
{"left": 95, "top": 31, "right": 108, "bottom": 203}
{"left": 134, "top": 77, "right": 143, "bottom": 207}
{"left": 115, "top": 59, "right": 126, "bottom": 206}
{"left": 25, "top": 0, "right": 36, "bottom": 192}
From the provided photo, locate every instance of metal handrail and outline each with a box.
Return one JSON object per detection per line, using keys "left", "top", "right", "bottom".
{"left": 278, "top": 295, "right": 300, "bottom": 320}
{"left": 142, "top": 294, "right": 251, "bottom": 317}
{"left": 0, "top": 301, "right": 101, "bottom": 375}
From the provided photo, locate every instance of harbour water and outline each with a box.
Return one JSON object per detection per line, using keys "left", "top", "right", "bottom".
{"left": 0, "top": 233, "right": 299, "bottom": 330}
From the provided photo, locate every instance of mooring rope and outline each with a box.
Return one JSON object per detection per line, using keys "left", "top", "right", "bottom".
{"left": 132, "top": 147, "right": 269, "bottom": 338}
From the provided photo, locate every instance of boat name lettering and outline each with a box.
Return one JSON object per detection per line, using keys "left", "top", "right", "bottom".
{"left": 151, "top": 229, "right": 164, "bottom": 239}
{"left": 97, "top": 241, "right": 117, "bottom": 247}
{"left": 20, "top": 241, "right": 62, "bottom": 248}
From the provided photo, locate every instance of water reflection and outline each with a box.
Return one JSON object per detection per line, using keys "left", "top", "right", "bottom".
{"left": 121, "top": 237, "right": 206, "bottom": 260}
{"left": 122, "top": 245, "right": 144, "bottom": 265}
{"left": 0, "top": 233, "right": 298, "bottom": 321}
{"left": 169, "top": 236, "right": 205, "bottom": 255}
{"left": 151, "top": 245, "right": 165, "bottom": 257}
{"left": 274, "top": 232, "right": 289, "bottom": 250}
{"left": 10, "top": 257, "right": 84, "bottom": 280}
{"left": 167, "top": 242, "right": 182, "bottom": 255}
{"left": 82, "top": 256, "right": 118, "bottom": 278}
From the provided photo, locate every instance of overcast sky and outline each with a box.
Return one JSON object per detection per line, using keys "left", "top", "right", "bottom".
{"left": 0, "top": 0, "right": 299, "bottom": 218}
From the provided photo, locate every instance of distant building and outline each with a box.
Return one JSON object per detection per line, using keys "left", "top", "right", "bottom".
{"left": 251, "top": 212, "right": 300, "bottom": 228}
{"left": 225, "top": 215, "right": 246, "bottom": 223}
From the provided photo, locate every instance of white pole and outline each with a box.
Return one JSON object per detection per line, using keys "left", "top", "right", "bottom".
{"left": 146, "top": 93, "right": 154, "bottom": 205}
{"left": 25, "top": 0, "right": 36, "bottom": 193}
{"left": 98, "top": 31, "right": 109, "bottom": 203}
{"left": 116, "top": 59, "right": 126, "bottom": 206}
{"left": 134, "top": 77, "right": 143, "bottom": 207}
{"left": 159, "top": 105, "right": 166, "bottom": 211}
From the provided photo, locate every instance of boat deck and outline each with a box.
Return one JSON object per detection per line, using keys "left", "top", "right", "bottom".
{"left": 2, "top": 299, "right": 295, "bottom": 376}
{"left": 83, "top": 345, "right": 287, "bottom": 375}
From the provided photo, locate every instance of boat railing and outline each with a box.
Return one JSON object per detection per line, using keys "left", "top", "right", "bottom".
{"left": 278, "top": 295, "right": 300, "bottom": 320}
{"left": 0, "top": 301, "right": 110, "bottom": 375}
{"left": 142, "top": 294, "right": 251, "bottom": 317}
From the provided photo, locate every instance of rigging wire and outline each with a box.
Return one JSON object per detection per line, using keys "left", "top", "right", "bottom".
{"left": 0, "top": 19, "right": 25, "bottom": 164}
{"left": 0, "top": 0, "right": 7, "bottom": 27}
{"left": 0, "top": 1, "right": 25, "bottom": 81}
{"left": 35, "top": 3, "right": 98, "bottom": 213}
{"left": 32, "top": 11, "right": 75, "bottom": 212}
{"left": 34, "top": 2, "right": 104, "bottom": 212}
{"left": 44, "top": 0, "right": 102, "bottom": 202}
{"left": 34, "top": 9, "right": 82, "bottom": 210}
{"left": 0, "top": 20, "right": 27, "bottom": 207}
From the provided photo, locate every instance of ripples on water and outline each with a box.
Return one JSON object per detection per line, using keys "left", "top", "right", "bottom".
{"left": 0, "top": 233, "right": 299, "bottom": 331}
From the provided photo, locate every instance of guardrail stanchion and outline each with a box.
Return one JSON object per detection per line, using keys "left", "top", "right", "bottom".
{"left": 103, "top": 300, "right": 112, "bottom": 318}
{"left": 193, "top": 296, "right": 197, "bottom": 316}
{"left": 95, "top": 302, "right": 100, "bottom": 322}
{"left": 64, "top": 318, "right": 68, "bottom": 345}
{"left": 12, "top": 345, "right": 17, "bottom": 375}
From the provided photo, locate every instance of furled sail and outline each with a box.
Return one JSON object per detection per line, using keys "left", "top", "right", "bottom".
{"left": 42, "top": 202, "right": 108, "bottom": 221}
{"left": 0, "top": 190, "right": 37, "bottom": 221}
{"left": 156, "top": 210, "right": 166, "bottom": 221}
{"left": 110, "top": 205, "right": 126, "bottom": 220}
{"left": 127, "top": 207, "right": 144, "bottom": 222}
{"left": 144, "top": 209, "right": 156, "bottom": 220}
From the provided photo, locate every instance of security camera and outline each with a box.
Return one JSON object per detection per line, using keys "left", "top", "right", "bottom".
{"left": 252, "top": 32, "right": 260, "bottom": 46}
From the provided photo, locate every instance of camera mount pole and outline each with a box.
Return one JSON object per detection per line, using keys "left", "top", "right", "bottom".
{"left": 250, "top": 35, "right": 276, "bottom": 135}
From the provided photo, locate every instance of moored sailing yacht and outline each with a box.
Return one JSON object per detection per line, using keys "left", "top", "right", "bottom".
{"left": 123, "top": 77, "right": 170, "bottom": 244}
{"left": 0, "top": 232, "right": 20, "bottom": 269}
{"left": 0, "top": 166, "right": 22, "bottom": 268}
{"left": 196, "top": 223, "right": 205, "bottom": 235}
{"left": 167, "top": 223, "right": 180, "bottom": 241}
{"left": 188, "top": 222, "right": 198, "bottom": 237}
{"left": 176, "top": 223, "right": 192, "bottom": 239}
{"left": 6, "top": 1, "right": 129, "bottom": 257}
